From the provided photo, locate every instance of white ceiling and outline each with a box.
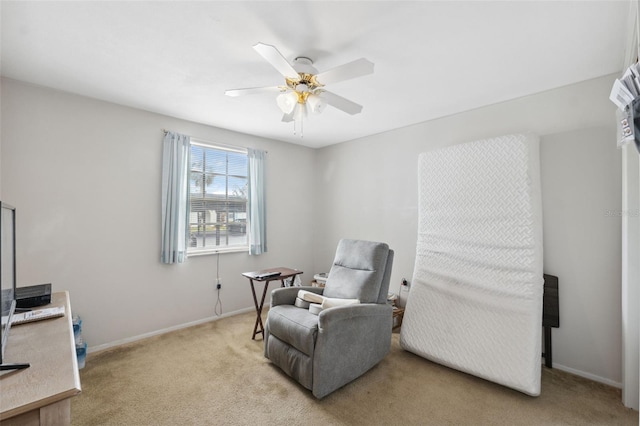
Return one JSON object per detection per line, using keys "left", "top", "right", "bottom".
{"left": 0, "top": 1, "right": 631, "bottom": 148}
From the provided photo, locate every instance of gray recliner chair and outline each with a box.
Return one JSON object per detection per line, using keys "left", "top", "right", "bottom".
{"left": 264, "top": 239, "right": 394, "bottom": 399}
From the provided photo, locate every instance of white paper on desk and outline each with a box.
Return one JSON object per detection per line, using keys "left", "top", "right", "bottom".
{"left": 11, "top": 306, "right": 65, "bottom": 325}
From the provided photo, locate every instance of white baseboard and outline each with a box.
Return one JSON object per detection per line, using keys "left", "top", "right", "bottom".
{"left": 551, "top": 362, "right": 622, "bottom": 389}
{"left": 87, "top": 306, "right": 255, "bottom": 354}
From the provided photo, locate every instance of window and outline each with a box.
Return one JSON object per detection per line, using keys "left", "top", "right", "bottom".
{"left": 188, "top": 141, "right": 248, "bottom": 254}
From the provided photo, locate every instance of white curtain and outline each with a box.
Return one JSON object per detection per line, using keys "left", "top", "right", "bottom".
{"left": 161, "top": 131, "right": 190, "bottom": 264}
{"left": 248, "top": 148, "right": 267, "bottom": 255}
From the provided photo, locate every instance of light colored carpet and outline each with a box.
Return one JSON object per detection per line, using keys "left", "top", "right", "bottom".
{"left": 72, "top": 310, "right": 638, "bottom": 425}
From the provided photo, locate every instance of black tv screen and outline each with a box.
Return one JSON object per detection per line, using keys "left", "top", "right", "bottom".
{"left": 1, "top": 202, "right": 17, "bottom": 365}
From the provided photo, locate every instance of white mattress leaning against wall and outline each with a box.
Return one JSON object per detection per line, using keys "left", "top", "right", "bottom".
{"left": 400, "top": 133, "right": 544, "bottom": 396}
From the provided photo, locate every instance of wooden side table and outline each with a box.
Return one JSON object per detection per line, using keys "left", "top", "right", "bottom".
{"left": 392, "top": 306, "right": 405, "bottom": 331}
{"left": 241, "top": 267, "right": 303, "bottom": 340}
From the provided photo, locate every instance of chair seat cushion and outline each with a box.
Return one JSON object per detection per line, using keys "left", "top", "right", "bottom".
{"left": 267, "top": 305, "right": 319, "bottom": 356}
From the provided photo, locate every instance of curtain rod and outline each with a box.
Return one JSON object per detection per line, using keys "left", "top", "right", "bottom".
{"left": 162, "top": 129, "right": 268, "bottom": 154}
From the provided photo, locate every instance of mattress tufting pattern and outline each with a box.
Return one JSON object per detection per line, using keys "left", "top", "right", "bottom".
{"left": 400, "top": 133, "right": 543, "bottom": 396}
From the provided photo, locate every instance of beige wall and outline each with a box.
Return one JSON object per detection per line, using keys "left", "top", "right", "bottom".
{"left": 1, "top": 74, "right": 626, "bottom": 387}
{"left": 0, "top": 78, "right": 317, "bottom": 349}
{"left": 314, "top": 74, "right": 623, "bottom": 386}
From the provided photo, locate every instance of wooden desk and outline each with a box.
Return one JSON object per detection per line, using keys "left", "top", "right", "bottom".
{"left": 0, "top": 291, "right": 81, "bottom": 425}
{"left": 242, "top": 267, "right": 303, "bottom": 340}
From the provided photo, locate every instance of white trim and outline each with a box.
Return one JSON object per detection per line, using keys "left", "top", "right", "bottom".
{"left": 551, "top": 363, "right": 623, "bottom": 389}
{"left": 87, "top": 306, "right": 255, "bottom": 354}
{"left": 621, "top": 0, "right": 640, "bottom": 410}
{"left": 190, "top": 137, "right": 248, "bottom": 154}
{"left": 621, "top": 144, "right": 640, "bottom": 408}
{"left": 187, "top": 246, "right": 248, "bottom": 257}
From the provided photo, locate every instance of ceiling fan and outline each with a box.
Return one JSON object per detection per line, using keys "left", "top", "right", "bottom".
{"left": 225, "top": 43, "right": 374, "bottom": 136}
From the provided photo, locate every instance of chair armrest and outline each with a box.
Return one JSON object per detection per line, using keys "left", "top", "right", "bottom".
{"left": 312, "top": 303, "right": 393, "bottom": 399}
{"left": 317, "top": 303, "right": 392, "bottom": 329}
{"left": 270, "top": 286, "right": 324, "bottom": 307}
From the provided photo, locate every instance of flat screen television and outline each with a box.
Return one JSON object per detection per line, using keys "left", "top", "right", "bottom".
{"left": 1, "top": 202, "right": 28, "bottom": 370}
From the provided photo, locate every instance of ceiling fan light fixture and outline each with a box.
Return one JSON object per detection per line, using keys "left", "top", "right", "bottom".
{"left": 227, "top": 43, "right": 373, "bottom": 138}
{"left": 307, "top": 93, "right": 327, "bottom": 115}
{"left": 293, "top": 57, "right": 317, "bottom": 75}
{"left": 276, "top": 91, "right": 298, "bottom": 114}
{"left": 294, "top": 103, "right": 306, "bottom": 138}
{"left": 294, "top": 102, "right": 306, "bottom": 119}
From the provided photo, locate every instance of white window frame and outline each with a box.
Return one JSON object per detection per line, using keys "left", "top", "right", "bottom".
{"left": 187, "top": 138, "right": 249, "bottom": 256}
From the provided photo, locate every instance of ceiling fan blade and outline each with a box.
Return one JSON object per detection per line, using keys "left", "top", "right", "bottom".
{"left": 225, "top": 86, "right": 284, "bottom": 97}
{"left": 253, "top": 42, "right": 300, "bottom": 80}
{"left": 322, "top": 91, "right": 363, "bottom": 115}
{"left": 314, "top": 58, "right": 374, "bottom": 86}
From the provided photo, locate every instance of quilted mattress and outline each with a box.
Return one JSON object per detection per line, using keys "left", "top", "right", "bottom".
{"left": 400, "top": 133, "right": 543, "bottom": 396}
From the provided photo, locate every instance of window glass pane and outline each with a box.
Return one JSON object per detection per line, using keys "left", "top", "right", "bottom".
{"left": 228, "top": 152, "right": 248, "bottom": 177}
{"left": 205, "top": 175, "right": 227, "bottom": 197}
{"left": 211, "top": 200, "right": 227, "bottom": 214}
{"left": 228, "top": 176, "right": 247, "bottom": 199}
{"left": 190, "top": 173, "right": 206, "bottom": 196}
{"left": 188, "top": 205, "right": 206, "bottom": 248}
{"left": 190, "top": 145, "right": 204, "bottom": 172}
{"left": 190, "top": 199, "right": 206, "bottom": 214}
{"left": 205, "top": 149, "right": 226, "bottom": 174}
{"left": 188, "top": 142, "right": 248, "bottom": 252}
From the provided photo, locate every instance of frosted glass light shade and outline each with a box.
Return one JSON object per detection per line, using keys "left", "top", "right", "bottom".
{"left": 276, "top": 92, "right": 298, "bottom": 114}
{"left": 307, "top": 94, "right": 326, "bottom": 114}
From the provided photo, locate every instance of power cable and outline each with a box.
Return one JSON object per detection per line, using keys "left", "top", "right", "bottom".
{"left": 215, "top": 252, "right": 222, "bottom": 316}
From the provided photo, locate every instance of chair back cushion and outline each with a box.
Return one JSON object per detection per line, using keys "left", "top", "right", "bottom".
{"left": 322, "top": 239, "right": 390, "bottom": 303}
